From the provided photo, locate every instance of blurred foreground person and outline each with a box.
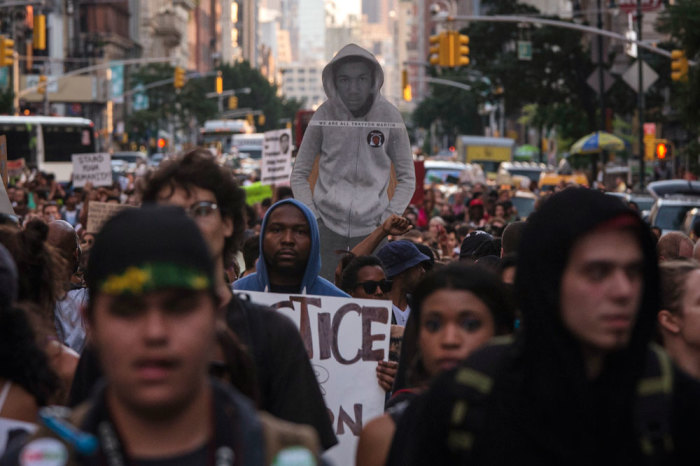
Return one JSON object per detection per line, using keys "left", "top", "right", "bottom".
{"left": 0, "top": 245, "right": 60, "bottom": 456}
{"left": 70, "top": 150, "right": 336, "bottom": 450}
{"left": 2, "top": 206, "right": 319, "bottom": 466}
{"left": 389, "top": 188, "right": 700, "bottom": 465}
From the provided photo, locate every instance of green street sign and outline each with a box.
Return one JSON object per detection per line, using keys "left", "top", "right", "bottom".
{"left": 518, "top": 41, "right": 532, "bottom": 61}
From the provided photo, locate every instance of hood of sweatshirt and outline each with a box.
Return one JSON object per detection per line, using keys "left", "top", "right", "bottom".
{"left": 253, "top": 198, "right": 322, "bottom": 293}
{"left": 322, "top": 43, "right": 384, "bottom": 119}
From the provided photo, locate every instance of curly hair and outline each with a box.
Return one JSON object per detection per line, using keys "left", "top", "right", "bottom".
{"left": 0, "top": 221, "right": 65, "bottom": 324}
{"left": 0, "top": 305, "right": 60, "bottom": 405}
{"left": 141, "top": 149, "right": 246, "bottom": 267}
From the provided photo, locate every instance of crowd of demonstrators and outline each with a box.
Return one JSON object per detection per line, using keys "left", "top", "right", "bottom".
{"left": 383, "top": 187, "right": 700, "bottom": 465}
{"left": 6, "top": 139, "right": 700, "bottom": 465}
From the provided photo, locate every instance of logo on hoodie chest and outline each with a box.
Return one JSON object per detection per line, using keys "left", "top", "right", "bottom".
{"left": 367, "top": 130, "right": 385, "bottom": 148}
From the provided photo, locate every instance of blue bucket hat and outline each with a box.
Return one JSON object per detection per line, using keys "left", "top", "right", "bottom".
{"left": 376, "top": 240, "right": 430, "bottom": 278}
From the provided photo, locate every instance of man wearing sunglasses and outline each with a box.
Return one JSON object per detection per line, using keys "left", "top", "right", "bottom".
{"left": 68, "top": 150, "right": 337, "bottom": 451}
{"left": 376, "top": 240, "right": 431, "bottom": 327}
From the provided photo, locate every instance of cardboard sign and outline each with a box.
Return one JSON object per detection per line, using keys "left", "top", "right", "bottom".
{"left": 260, "top": 129, "right": 293, "bottom": 185}
{"left": 72, "top": 153, "right": 112, "bottom": 188}
{"left": 0, "top": 135, "right": 7, "bottom": 188}
{"left": 86, "top": 201, "right": 135, "bottom": 233}
{"left": 236, "top": 291, "right": 391, "bottom": 466}
{"left": 7, "top": 158, "right": 25, "bottom": 178}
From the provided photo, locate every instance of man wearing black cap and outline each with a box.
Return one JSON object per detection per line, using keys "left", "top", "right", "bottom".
{"left": 376, "top": 240, "right": 430, "bottom": 326}
{"left": 2, "top": 207, "right": 320, "bottom": 465}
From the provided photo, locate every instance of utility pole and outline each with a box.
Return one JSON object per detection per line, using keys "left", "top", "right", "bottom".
{"left": 637, "top": 0, "right": 645, "bottom": 187}
{"left": 595, "top": 0, "right": 605, "bottom": 182}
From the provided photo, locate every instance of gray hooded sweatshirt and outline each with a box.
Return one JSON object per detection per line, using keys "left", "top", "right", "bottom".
{"left": 290, "top": 43, "right": 415, "bottom": 237}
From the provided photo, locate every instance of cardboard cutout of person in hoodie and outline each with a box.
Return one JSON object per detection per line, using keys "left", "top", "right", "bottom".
{"left": 290, "top": 43, "right": 416, "bottom": 281}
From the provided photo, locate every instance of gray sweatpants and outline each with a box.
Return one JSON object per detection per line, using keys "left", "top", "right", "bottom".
{"left": 317, "top": 220, "right": 387, "bottom": 283}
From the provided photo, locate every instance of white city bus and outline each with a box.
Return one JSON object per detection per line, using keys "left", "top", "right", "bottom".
{"left": 0, "top": 115, "right": 97, "bottom": 182}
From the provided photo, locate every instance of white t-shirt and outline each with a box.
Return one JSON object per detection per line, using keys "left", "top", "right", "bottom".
{"left": 392, "top": 304, "right": 411, "bottom": 327}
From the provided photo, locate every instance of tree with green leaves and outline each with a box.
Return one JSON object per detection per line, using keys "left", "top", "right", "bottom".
{"left": 413, "top": 0, "right": 598, "bottom": 155}
{"left": 125, "top": 61, "right": 302, "bottom": 149}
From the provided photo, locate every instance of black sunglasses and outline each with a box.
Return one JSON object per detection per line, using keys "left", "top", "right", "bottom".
{"left": 356, "top": 279, "right": 392, "bottom": 294}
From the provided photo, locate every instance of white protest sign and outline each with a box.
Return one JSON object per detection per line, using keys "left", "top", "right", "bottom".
{"left": 72, "top": 153, "right": 112, "bottom": 188}
{"left": 86, "top": 201, "right": 135, "bottom": 233}
{"left": 236, "top": 291, "right": 391, "bottom": 466}
{"left": 260, "top": 129, "right": 292, "bottom": 185}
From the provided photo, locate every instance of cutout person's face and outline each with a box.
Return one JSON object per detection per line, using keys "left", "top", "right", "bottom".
{"left": 334, "top": 61, "right": 373, "bottom": 113}
{"left": 279, "top": 135, "right": 290, "bottom": 154}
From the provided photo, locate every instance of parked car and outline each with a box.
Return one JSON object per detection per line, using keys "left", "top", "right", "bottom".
{"left": 648, "top": 196, "right": 700, "bottom": 235}
{"left": 682, "top": 207, "right": 700, "bottom": 238}
{"left": 111, "top": 151, "right": 147, "bottom": 173}
{"left": 605, "top": 192, "right": 654, "bottom": 220}
{"left": 510, "top": 190, "right": 537, "bottom": 220}
{"left": 498, "top": 161, "right": 553, "bottom": 185}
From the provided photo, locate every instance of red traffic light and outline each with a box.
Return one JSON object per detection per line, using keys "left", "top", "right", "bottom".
{"left": 656, "top": 143, "right": 668, "bottom": 159}
{"left": 157, "top": 138, "right": 166, "bottom": 149}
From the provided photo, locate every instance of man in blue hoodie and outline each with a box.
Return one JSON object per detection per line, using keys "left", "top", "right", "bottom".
{"left": 234, "top": 199, "right": 349, "bottom": 297}
{"left": 290, "top": 43, "right": 415, "bottom": 281}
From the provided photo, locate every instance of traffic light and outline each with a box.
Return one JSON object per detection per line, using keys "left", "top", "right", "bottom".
{"left": 671, "top": 50, "right": 688, "bottom": 82}
{"left": 429, "top": 32, "right": 448, "bottom": 67}
{"left": 451, "top": 32, "right": 470, "bottom": 67}
{"left": 37, "top": 75, "right": 47, "bottom": 94}
{"left": 655, "top": 140, "right": 669, "bottom": 160}
{"left": 33, "top": 14, "right": 46, "bottom": 50}
{"left": 0, "top": 36, "right": 15, "bottom": 67}
{"left": 228, "top": 95, "right": 238, "bottom": 109}
{"left": 401, "top": 69, "right": 412, "bottom": 101}
{"left": 174, "top": 66, "right": 186, "bottom": 89}
{"left": 215, "top": 71, "right": 223, "bottom": 94}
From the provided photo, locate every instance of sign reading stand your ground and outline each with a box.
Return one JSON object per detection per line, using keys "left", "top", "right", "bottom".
{"left": 72, "top": 153, "right": 112, "bottom": 188}
{"left": 235, "top": 291, "right": 391, "bottom": 466}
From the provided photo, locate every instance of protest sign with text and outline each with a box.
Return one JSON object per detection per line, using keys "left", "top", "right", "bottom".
{"left": 235, "top": 291, "right": 391, "bottom": 466}
{"left": 72, "top": 153, "right": 112, "bottom": 188}
{"left": 260, "top": 129, "right": 292, "bottom": 185}
{"left": 87, "top": 201, "right": 135, "bottom": 233}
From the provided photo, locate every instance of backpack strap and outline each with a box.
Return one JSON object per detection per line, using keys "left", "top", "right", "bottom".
{"left": 636, "top": 343, "right": 675, "bottom": 462}
{"left": 445, "top": 336, "right": 513, "bottom": 457}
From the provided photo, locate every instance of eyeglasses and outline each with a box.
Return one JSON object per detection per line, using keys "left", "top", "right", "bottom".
{"left": 187, "top": 201, "right": 218, "bottom": 219}
{"left": 356, "top": 279, "right": 392, "bottom": 294}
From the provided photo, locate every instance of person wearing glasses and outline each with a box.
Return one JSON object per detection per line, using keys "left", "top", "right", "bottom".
{"left": 340, "top": 255, "right": 392, "bottom": 300}
{"left": 68, "top": 150, "right": 338, "bottom": 451}
{"left": 340, "top": 255, "right": 398, "bottom": 393}
{"left": 375, "top": 240, "right": 431, "bottom": 327}
{"left": 2, "top": 207, "right": 320, "bottom": 466}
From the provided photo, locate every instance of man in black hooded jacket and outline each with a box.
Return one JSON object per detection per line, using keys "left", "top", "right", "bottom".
{"left": 387, "top": 187, "right": 700, "bottom": 466}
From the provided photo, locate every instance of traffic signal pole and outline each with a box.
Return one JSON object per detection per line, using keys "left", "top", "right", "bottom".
{"left": 637, "top": 0, "right": 645, "bottom": 187}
